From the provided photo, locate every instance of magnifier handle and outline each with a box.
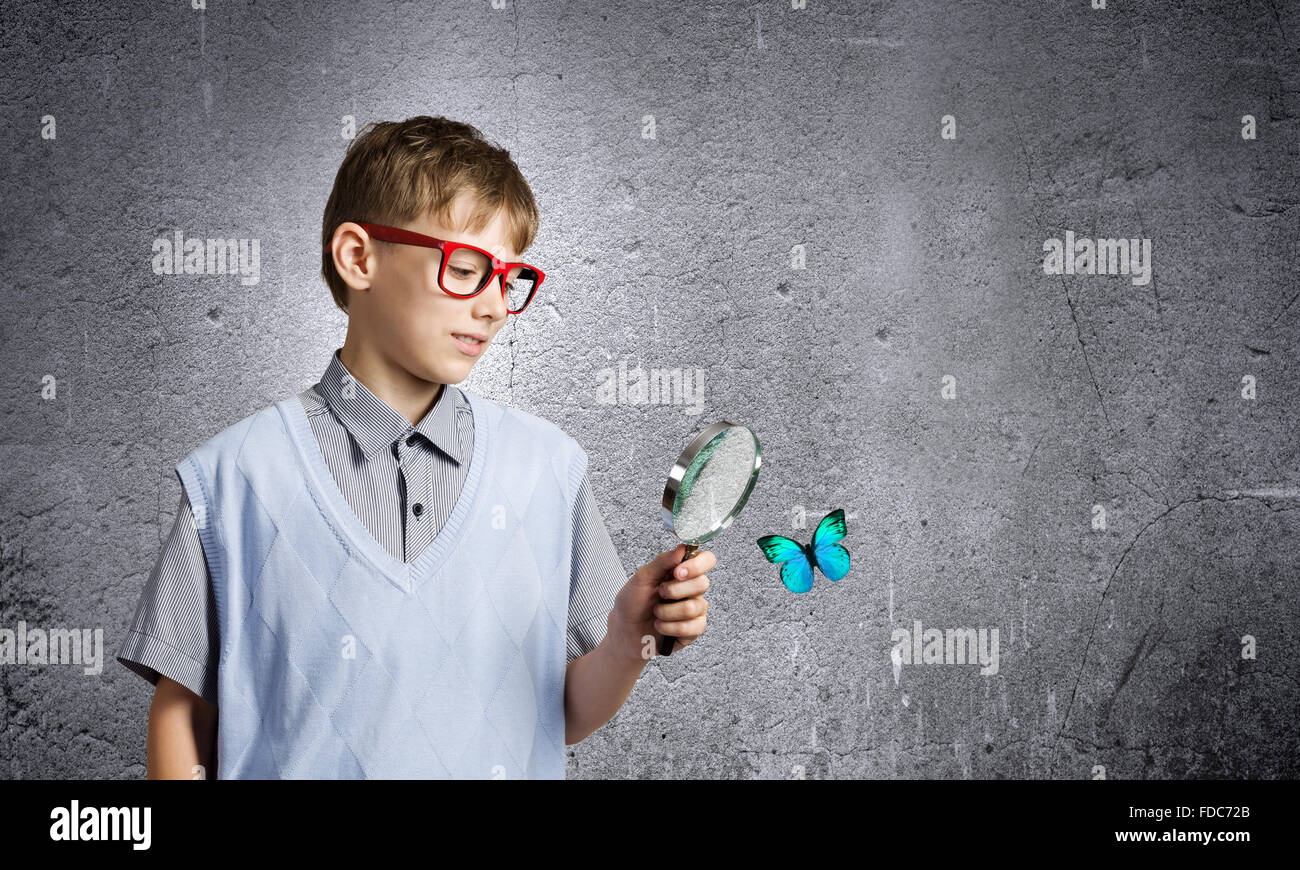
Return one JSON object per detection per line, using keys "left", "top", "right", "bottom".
{"left": 658, "top": 542, "right": 700, "bottom": 657}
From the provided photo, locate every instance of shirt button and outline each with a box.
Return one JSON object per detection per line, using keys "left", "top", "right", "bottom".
{"left": 412, "top": 503, "right": 424, "bottom": 517}
{"left": 406, "top": 435, "right": 417, "bottom": 447}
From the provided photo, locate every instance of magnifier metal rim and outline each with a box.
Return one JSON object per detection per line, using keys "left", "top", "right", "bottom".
{"left": 661, "top": 421, "right": 762, "bottom": 546}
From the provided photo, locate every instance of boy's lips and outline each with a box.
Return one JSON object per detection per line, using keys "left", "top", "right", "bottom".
{"left": 452, "top": 332, "right": 487, "bottom": 356}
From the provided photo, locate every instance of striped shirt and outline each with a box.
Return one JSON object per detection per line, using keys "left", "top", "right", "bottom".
{"left": 116, "top": 348, "right": 628, "bottom": 707}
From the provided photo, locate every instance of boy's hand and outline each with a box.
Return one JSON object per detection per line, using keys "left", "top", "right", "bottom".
{"left": 606, "top": 544, "right": 715, "bottom": 662}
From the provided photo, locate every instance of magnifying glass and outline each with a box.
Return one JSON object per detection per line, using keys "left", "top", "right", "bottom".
{"left": 657, "top": 420, "right": 762, "bottom": 656}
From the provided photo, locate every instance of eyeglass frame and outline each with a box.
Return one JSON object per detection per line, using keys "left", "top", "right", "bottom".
{"left": 329, "top": 221, "right": 546, "bottom": 314}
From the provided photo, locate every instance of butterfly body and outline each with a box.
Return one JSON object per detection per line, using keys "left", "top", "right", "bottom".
{"left": 756, "top": 508, "right": 851, "bottom": 593}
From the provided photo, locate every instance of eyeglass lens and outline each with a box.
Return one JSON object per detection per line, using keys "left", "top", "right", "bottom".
{"left": 442, "top": 247, "right": 538, "bottom": 312}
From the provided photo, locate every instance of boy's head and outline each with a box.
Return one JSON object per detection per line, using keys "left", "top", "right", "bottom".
{"left": 321, "top": 116, "right": 539, "bottom": 387}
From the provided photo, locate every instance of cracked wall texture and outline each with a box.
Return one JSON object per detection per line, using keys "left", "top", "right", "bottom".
{"left": 1, "top": 0, "right": 1298, "bottom": 779}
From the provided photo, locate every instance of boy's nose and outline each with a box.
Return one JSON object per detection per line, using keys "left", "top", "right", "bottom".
{"left": 473, "top": 276, "right": 510, "bottom": 320}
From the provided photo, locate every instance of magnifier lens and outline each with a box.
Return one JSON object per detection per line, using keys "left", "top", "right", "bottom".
{"left": 672, "top": 426, "right": 758, "bottom": 542}
{"left": 656, "top": 420, "right": 761, "bottom": 657}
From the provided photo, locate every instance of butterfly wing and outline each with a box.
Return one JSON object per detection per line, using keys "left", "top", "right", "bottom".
{"left": 813, "top": 543, "right": 851, "bottom": 581}
{"left": 811, "top": 509, "right": 847, "bottom": 547}
{"left": 756, "top": 535, "right": 815, "bottom": 594}
{"left": 811, "top": 509, "right": 851, "bottom": 581}
{"left": 757, "top": 534, "right": 803, "bottom": 564}
{"left": 779, "top": 554, "right": 815, "bottom": 594}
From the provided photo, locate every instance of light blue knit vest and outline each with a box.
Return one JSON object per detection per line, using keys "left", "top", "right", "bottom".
{"left": 174, "top": 385, "right": 586, "bottom": 779}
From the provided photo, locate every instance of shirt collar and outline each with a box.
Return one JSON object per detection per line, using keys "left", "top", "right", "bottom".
{"left": 314, "top": 348, "right": 467, "bottom": 465}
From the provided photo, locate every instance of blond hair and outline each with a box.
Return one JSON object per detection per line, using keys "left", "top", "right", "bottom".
{"left": 320, "top": 116, "right": 540, "bottom": 314}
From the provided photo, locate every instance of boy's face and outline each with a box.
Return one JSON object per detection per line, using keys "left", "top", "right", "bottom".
{"left": 345, "top": 193, "right": 519, "bottom": 386}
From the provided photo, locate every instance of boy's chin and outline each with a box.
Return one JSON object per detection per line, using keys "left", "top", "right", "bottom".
{"left": 431, "top": 352, "right": 478, "bottom": 383}
{"left": 397, "top": 353, "right": 465, "bottom": 386}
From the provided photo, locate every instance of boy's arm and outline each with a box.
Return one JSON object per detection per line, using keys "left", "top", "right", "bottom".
{"left": 563, "top": 545, "right": 714, "bottom": 745}
{"left": 560, "top": 466, "right": 713, "bottom": 745}
{"left": 117, "top": 489, "right": 223, "bottom": 777}
{"left": 564, "top": 626, "right": 648, "bottom": 745}
{"left": 147, "top": 676, "right": 217, "bottom": 779}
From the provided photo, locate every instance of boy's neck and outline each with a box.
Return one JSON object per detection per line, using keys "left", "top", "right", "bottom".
{"left": 337, "top": 339, "right": 444, "bottom": 427}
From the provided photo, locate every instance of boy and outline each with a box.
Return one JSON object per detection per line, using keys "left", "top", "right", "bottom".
{"left": 116, "top": 116, "right": 715, "bottom": 779}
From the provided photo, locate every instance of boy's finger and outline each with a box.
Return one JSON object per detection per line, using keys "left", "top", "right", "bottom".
{"left": 669, "top": 549, "right": 716, "bottom": 581}
{"left": 654, "top": 596, "right": 708, "bottom": 621}
{"left": 635, "top": 544, "right": 686, "bottom": 587}
{"left": 654, "top": 614, "right": 707, "bottom": 636}
{"left": 659, "top": 574, "right": 709, "bottom": 600}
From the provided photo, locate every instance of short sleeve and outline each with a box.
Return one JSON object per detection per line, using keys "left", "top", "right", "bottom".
{"left": 565, "top": 471, "right": 627, "bottom": 664}
{"left": 115, "top": 488, "right": 220, "bottom": 706}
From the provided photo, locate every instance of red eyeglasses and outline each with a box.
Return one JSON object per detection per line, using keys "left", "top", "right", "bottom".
{"left": 331, "top": 221, "right": 545, "bottom": 314}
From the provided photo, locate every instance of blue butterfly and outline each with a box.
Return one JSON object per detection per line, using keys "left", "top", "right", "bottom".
{"left": 756, "top": 509, "right": 851, "bottom": 593}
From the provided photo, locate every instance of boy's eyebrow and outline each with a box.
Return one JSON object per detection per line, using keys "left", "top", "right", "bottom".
{"left": 462, "top": 239, "right": 518, "bottom": 263}
{"left": 449, "top": 222, "right": 517, "bottom": 262}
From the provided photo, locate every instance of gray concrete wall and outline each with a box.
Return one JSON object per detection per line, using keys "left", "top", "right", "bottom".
{"left": 1, "top": 0, "right": 1296, "bottom": 778}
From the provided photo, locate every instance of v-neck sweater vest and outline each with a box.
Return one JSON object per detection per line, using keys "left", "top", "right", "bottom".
{"left": 174, "top": 386, "right": 587, "bottom": 779}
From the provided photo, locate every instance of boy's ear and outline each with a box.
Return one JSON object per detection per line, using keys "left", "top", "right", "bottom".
{"left": 332, "top": 224, "right": 381, "bottom": 291}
